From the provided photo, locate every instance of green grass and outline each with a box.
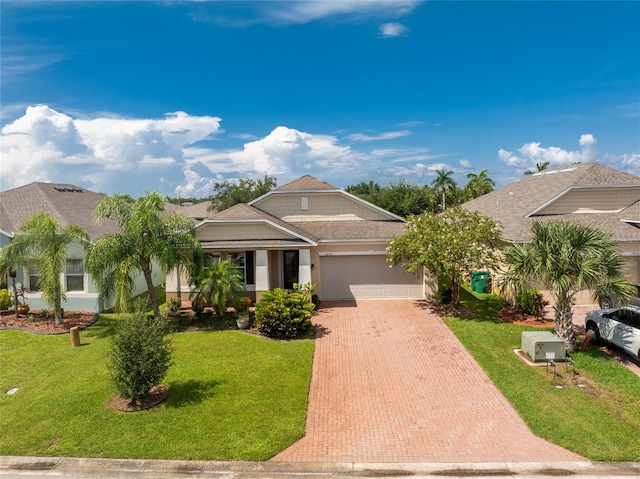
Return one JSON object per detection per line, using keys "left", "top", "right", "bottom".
{"left": 443, "top": 287, "right": 640, "bottom": 461}
{"left": 0, "top": 314, "right": 314, "bottom": 460}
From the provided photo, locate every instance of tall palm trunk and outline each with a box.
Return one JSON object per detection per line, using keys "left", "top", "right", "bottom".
{"left": 142, "top": 259, "right": 159, "bottom": 316}
{"left": 554, "top": 296, "right": 576, "bottom": 352}
{"left": 54, "top": 282, "right": 63, "bottom": 325}
{"left": 10, "top": 274, "right": 18, "bottom": 319}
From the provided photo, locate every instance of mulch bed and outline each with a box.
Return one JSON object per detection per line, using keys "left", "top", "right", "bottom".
{"left": 106, "top": 385, "right": 170, "bottom": 412}
{"left": 424, "top": 300, "right": 555, "bottom": 328}
{"left": 0, "top": 309, "right": 97, "bottom": 334}
{"left": 497, "top": 305, "right": 554, "bottom": 327}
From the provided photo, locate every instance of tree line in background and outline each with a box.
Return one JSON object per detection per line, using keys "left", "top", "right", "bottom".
{"left": 167, "top": 170, "right": 496, "bottom": 218}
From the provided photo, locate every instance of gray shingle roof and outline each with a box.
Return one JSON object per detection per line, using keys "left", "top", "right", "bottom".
{"left": 0, "top": 182, "right": 120, "bottom": 242}
{"left": 463, "top": 162, "right": 640, "bottom": 242}
{"left": 274, "top": 175, "right": 338, "bottom": 191}
{"left": 180, "top": 201, "right": 213, "bottom": 220}
{"left": 206, "top": 204, "right": 319, "bottom": 243}
{"left": 295, "top": 220, "right": 406, "bottom": 241}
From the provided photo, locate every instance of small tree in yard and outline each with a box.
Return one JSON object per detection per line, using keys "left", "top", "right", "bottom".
{"left": 499, "top": 221, "right": 635, "bottom": 352}
{"left": 189, "top": 259, "right": 245, "bottom": 318}
{"left": 387, "top": 207, "right": 502, "bottom": 306}
{"left": 0, "top": 212, "right": 89, "bottom": 324}
{"left": 109, "top": 311, "right": 174, "bottom": 405}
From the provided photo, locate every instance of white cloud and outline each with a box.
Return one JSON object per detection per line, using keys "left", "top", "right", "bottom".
{"left": 347, "top": 130, "right": 412, "bottom": 142}
{"left": 190, "top": 0, "right": 421, "bottom": 31}
{"left": 228, "top": 126, "right": 356, "bottom": 175}
{"left": 379, "top": 22, "right": 407, "bottom": 37}
{"left": 498, "top": 134, "right": 599, "bottom": 170}
{"left": 459, "top": 159, "right": 472, "bottom": 169}
{"left": 261, "top": 1, "right": 420, "bottom": 25}
{"left": 0, "top": 105, "right": 222, "bottom": 195}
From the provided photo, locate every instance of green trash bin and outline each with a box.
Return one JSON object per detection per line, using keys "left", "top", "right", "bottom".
{"left": 471, "top": 270, "right": 490, "bottom": 294}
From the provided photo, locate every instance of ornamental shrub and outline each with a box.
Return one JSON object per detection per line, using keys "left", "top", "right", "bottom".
{"left": 516, "top": 287, "right": 549, "bottom": 318}
{"left": 254, "top": 288, "right": 315, "bottom": 339}
{"left": 108, "top": 312, "right": 174, "bottom": 403}
{"left": 0, "top": 289, "right": 13, "bottom": 310}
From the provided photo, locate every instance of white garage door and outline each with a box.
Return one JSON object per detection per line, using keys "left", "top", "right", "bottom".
{"left": 320, "top": 255, "right": 423, "bottom": 300}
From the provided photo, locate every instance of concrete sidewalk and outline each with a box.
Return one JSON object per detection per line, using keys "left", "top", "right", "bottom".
{"left": 274, "top": 300, "right": 586, "bottom": 463}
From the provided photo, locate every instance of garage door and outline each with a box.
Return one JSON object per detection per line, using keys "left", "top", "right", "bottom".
{"left": 320, "top": 255, "right": 423, "bottom": 299}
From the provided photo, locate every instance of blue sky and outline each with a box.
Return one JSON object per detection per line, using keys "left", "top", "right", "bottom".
{"left": 1, "top": 1, "right": 639, "bottom": 198}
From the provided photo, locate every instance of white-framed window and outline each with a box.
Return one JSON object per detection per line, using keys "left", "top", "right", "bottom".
{"left": 227, "top": 252, "right": 245, "bottom": 282}
{"left": 66, "top": 259, "right": 85, "bottom": 292}
{"left": 204, "top": 252, "right": 221, "bottom": 269}
{"left": 28, "top": 262, "right": 40, "bottom": 292}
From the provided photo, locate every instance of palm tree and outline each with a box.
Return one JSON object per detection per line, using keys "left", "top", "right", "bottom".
{"left": 499, "top": 221, "right": 635, "bottom": 351}
{"left": 0, "top": 212, "right": 89, "bottom": 325}
{"left": 431, "top": 170, "right": 456, "bottom": 210}
{"left": 86, "top": 191, "right": 202, "bottom": 316}
{"left": 524, "top": 161, "right": 550, "bottom": 176}
{"left": 464, "top": 169, "right": 495, "bottom": 200}
{"left": 189, "top": 259, "right": 245, "bottom": 318}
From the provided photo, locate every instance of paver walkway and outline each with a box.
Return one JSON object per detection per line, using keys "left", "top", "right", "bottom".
{"left": 273, "top": 300, "right": 587, "bottom": 463}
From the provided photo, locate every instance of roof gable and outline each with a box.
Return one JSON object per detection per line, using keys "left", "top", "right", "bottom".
{"left": 463, "top": 162, "right": 640, "bottom": 241}
{"left": 196, "top": 204, "right": 318, "bottom": 245}
{"left": 250, "top": 175, "right": 404, "bottom": 222}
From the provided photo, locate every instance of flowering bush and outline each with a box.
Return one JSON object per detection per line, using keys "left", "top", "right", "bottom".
{"left": 236, "top": 296, "right": 252, "bottom": 314}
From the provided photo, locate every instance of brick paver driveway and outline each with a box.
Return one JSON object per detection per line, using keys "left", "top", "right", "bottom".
{"left": 273, "top": 300, "right": 587, "bottom": 463}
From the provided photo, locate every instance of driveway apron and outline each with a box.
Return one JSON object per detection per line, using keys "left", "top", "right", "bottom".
{"left": 272, "top": 300, "right": 586, "bottom": 463}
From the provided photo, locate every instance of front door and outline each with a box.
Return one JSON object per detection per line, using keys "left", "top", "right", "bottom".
{"left": 283, "top": 250, "right": 299, "bottom": 289}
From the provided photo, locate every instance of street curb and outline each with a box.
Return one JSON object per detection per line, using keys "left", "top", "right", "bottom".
{"left": 2, "top": 456, "right": 640, "bottom": 477}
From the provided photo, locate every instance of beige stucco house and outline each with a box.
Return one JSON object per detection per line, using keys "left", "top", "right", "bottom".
{"left": 463, "top": 162, "right": 640, "bottom": 303}
{"left": 166, "top": 175, "right": 424, "bottom": 302}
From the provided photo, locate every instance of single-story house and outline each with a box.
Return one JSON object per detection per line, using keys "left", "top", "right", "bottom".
{"left": 463, "top": 162, "right": 640, "bottom": 303}
{"left": 0, "top": 182, "right": 166, "bottom": 312}
{"left": 166, "top": 175, "right": 425, "bottom": 302}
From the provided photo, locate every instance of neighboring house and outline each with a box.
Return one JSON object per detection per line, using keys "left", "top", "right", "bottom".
{"left": 463, "top": 162, "right": 640, "bottom": 303}
{"left": 0, "top": 182, "right": 165, "bottom": 312}
{"left": 166, "top": 175, "right": 424, "bottom": 302}
{"left": 179, "top": 201, "right": 213, "bottom": 221}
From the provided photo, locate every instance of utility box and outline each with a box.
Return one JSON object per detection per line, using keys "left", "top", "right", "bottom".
{"left": 521, "top": 331, "right": 566, "bottom": 362}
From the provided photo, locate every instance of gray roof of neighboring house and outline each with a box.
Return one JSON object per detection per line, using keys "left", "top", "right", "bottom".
{"left": 274, "top": 175, "right": 338, "bottom": 192}
{"left": 180, "top": 201, "right": 213, "bottom": 220}
{"left": 463, "top": 162, "right": 640, "bottom": 242}
{"left": 0, "top": 182, "right": 120, "bottom": 242}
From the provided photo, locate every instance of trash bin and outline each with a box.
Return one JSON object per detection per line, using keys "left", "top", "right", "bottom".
{"left": 471, "top": 270, "right": 490, "bottom": 294}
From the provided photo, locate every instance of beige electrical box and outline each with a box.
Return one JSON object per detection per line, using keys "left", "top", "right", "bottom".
{"left": 521, "top": 331, "right": 566, "bottom": 362}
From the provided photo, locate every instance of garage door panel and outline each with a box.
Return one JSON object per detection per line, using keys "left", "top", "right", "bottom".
{"left": 320, "top": 255, "right": 422, "bottom": 300}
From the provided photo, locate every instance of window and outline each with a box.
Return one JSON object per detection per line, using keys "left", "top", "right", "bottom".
{"left": 28, "top": 262, "right": 40, "bottom": 292}
{"left": 227, "top": 252, "right": 245, "bottom": 282}
{"left": 66, "top": 259, "right": 84, "bottom": 292}
{"left": 204, "top": 252, "right": 221, "bottom": 269}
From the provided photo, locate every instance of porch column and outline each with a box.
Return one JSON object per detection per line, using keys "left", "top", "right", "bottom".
{"left": 255, "top": 249, "right": 270, "bottom": 292}
{"left": 166, "top": 267, "right": 179, "bottom": 293}
{"left": 298, "top": 249, "right": 312, "bottom": 285}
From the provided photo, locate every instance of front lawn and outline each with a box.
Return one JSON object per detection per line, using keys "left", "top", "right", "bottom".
{"left": 0, "top": 314, "right": 314, "bottom": 460}
{"left": 444, "top": 288, "right": 640, "bottom": 461}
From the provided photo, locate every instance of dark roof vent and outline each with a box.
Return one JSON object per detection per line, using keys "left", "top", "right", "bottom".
{"left": 54, "top": 187, "right": 83, "bottom": 193}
